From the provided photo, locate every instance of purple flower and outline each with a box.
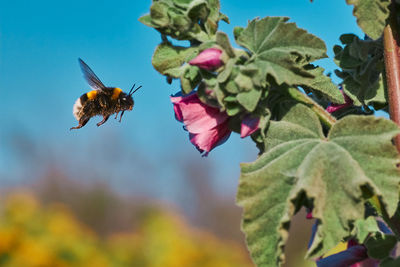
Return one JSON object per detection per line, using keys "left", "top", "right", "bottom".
{"left": 316, "top": 245, "right": 371, "bottom": 267}
{"left": 326, "top": 90, "right": 353, "bottom": 113}
{"left": 189, "top": 48, "right": 224, "bottom": 71}
{"left": 171, "top": 92, "right": 259, "bottom": 155}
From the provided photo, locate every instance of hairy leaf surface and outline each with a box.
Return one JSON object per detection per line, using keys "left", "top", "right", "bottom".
{"left": 235, "top": 17, "right": 327, "bottom": 86}
{"left": 237, "top": 104, "right": 400, "bottom": 266}
{"left": 346, "top": 0, "right": 390, "bottom": 40}
{"left": 300, "top": 66, "right": 345, "bottom": 104}
{"left": 152, "top": 43, "right": 197, "bottom": 77}
{"left": 334, "top": 34, "right": 386, "bottom": 107}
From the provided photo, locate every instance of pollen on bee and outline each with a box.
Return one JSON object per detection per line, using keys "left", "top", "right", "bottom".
{"left": 87, "top": 90, "right": 98, "bottom": 99}
{"left": 112, "top": 88, "right": 122, "bottom": 100}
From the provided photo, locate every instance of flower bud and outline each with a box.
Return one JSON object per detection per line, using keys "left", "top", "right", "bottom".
{"left": 189, "top": 48, "right": 224, "bottom": 71}
{"left": 240, "top": 115, "right": 260, "bottom": 138}
{"left": 326, "top": 90, "right": 353, "bottom": 113}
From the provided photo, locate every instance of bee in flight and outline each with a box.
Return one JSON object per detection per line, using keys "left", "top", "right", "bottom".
{"left": 71, "top": 58, "right": 142, "bottom": 130}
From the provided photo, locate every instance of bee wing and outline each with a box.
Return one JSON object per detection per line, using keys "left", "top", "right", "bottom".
{"left": 78, "top": 58, "right": 107, "bottom": 91}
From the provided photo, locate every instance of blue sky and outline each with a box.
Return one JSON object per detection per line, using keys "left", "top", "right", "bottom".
{"left": 0, "top": 1, "right": 363, "bottom": 199}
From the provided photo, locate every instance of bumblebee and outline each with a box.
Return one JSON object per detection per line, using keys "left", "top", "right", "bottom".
{"left": 71, "top": 58, "right": 141, "bottom": 130}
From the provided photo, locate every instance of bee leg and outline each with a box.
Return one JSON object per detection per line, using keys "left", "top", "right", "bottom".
{"left": 70, "top": 117, "right": 90, "bottom": 130}
{"left": 119, "top": 111, "right": 125, "bottom": 122}
{"left": 97, "top": 115, "right": 110, "bottom": 127}
{"left": 114, "top": 112, "right": 119, "bottom": 119}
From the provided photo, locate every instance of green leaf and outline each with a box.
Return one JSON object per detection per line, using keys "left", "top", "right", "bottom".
{"left": 152, "top": 43, "right": 197, "bottom": 75}
{"left": 365, "top": 232, "right": 397, "bottom": 259}
{"left": 235, "top": 17, "right": 327, "bottom": 86}
{"left": 217, "top": 58, "right": 235, "bottom": 83}
{"left": 172, "top": 0, "right": 192, "bottom": 8}
{"left": 342, "top": 74, "right": 386, "bottom": 106}
{"left": 164, "top": 66, "right": 186, "bottom": 78}
{"left": 216, "top": 31, "right": 235, "bottom": 57}
{"left": 234, "top": 72, "right": 253, "bottom": 91}
{"left": 180, "top": 65, "right": 201, "bottom": 94}
{"left": 186, "top": 0, "right": 209, "bottom": 21}
{"left": 380, "top": 257, "right": 400, "bottom": 267}
{"left": 138, "top": 14, "right": 157, "bottom": 28}
{"left": 237, "top": 89, "right": 262, "bottom": 112}
{"left": 334, "top": 34, "right": 386, "bottom": 106}
{"left": 168, "top": 8, "right": 192, "bottom": 34}
{"left": 233, "top": 26, "right": 244, "bottom": 40}
{"left": 346, "top": 0, "right": 390, "bottom": 40}
{"left": 300, "top": 66, "right": 345, "bottom": 104}
{"left": 150, "top": 2, "right": 171, "bottom": 27}
{"left": 226, "top": 103, "right": 242, "bottom": 116}
{"left": 237, "top": 104, "right": 400, "bottom": 266}
{"left": 141, "top": 0, "right": 213, "bottom": 42}
{"left": 354, "top": 217, "right": 380, "bottom": 243}
{"left": 224, "top": 79, "right": 240, "bottom": 94}
{"left": 204, "top": 0, "right": 228, "bottom": 35}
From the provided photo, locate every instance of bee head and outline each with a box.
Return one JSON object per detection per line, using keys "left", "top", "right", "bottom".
{"left": 119, "top": 84, "right": 142, "bottom": 111}
{"left": 119, "top": 93, "right": 134, "bottom": 110}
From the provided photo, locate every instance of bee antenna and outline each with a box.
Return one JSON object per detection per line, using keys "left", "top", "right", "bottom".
{"left": 129, "top": 84, "right": 142, "bottom": 96}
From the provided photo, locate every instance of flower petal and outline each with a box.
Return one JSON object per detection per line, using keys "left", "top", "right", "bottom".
{"left": 317, "top": 245, "right": 368, "bottom": 267}
{"left": 189, "top": 122, "right": 231, "bottom": 155}
{"left": 326, "top": 90, "right": 353, "bottom": 113}
{"left": 240, "top": 116, "right": 260, "bottom": 138}
{"left": 171, "top": 93, "right": 229, "bottom": 133}
{"left": 189, "top": 48, "right": 223, "bottom": 71}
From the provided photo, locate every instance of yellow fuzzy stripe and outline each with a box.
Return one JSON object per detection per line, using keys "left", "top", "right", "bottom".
{"left": 87, "top": 90, "right": 98, "bottom": 99}
{"left": 112, "top": 88, "right": 122, "bottom": 100}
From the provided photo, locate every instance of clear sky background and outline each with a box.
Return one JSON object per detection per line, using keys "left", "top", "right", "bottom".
{"left": 0, "top": 1, "right": 363, "bottom": 202}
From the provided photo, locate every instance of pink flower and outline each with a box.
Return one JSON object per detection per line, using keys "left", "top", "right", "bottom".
{"left": 240, "top": 115, "right": 260, "bottom": 138}
{"left": 326, "top": 90, "right": 353, "bottom": 113}
{"left": 171, "top": 92, "right": 230, "bottom": 156}
{"left": 189, "top": 48, "right": 223, "bottom": 71}
{"left": 171, "top": 92, "right": 259, "bottom": 155}
{"left": 306, "top": 210, "right": 313, "bottom": 220}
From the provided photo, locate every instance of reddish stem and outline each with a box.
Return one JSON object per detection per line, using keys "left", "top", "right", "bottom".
{"left": 383, "top": 0, "right": 400, "bottom": 240}
{"left": 384, "top": 1, "right": 400, "bottom": 151}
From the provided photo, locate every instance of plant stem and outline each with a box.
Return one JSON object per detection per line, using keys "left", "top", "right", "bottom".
{"left": 287, "top": 87, "right": 337, "bottom": 129}
{"left": 384, "top": 2, "right": 400, "bottom": 151}
{"left": 383, "top": 0, "right": 400, "bottom": 240}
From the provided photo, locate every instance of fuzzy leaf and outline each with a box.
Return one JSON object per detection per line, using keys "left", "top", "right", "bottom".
{"left": 235, "top": 17, "right": 327, "bottom": 86}
{"left": 152, "top": 43, "right": 197, "bottom": 75}
{"left": 237, "top": 89, "right": 262, "bottom": 112}
{"left": 237, "top": 104, "right": 400, "bottom": 266}
{"left": 216, "top": 31, "right": 235, "bottom": 57}
{"left": 342, "top": 75, "right": 386, "bottom": 106}
{"left": 234, "top": 72, "right": 253, "bottom": 91}
{"left": 354, "top": 217, "right": 380, "bottom": 243}
{"left": 334, "top": 34, "right": 386, "bottom": 107}
{"left": 138, "top": 14, "right": 156, "bottom": 28}
{"left": 180, "top": 65, "right": 201, "bottom": 94}
{"left": 186, "top": 0, "right": 209, "bottom": 21}
{"left": 346, "top": 0, "right": 390, "bottom": 40}
{"left": 365, "top": 232, "right": 397, "bottom": 259}
{"left": 380, "top": 257, "right": 400, "bottom": 267}
{"left": 300, "top": 66, "right": 345, "bottom": 104}
{"left": 150, "top": 2, "right": 170, "bottom": 27}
